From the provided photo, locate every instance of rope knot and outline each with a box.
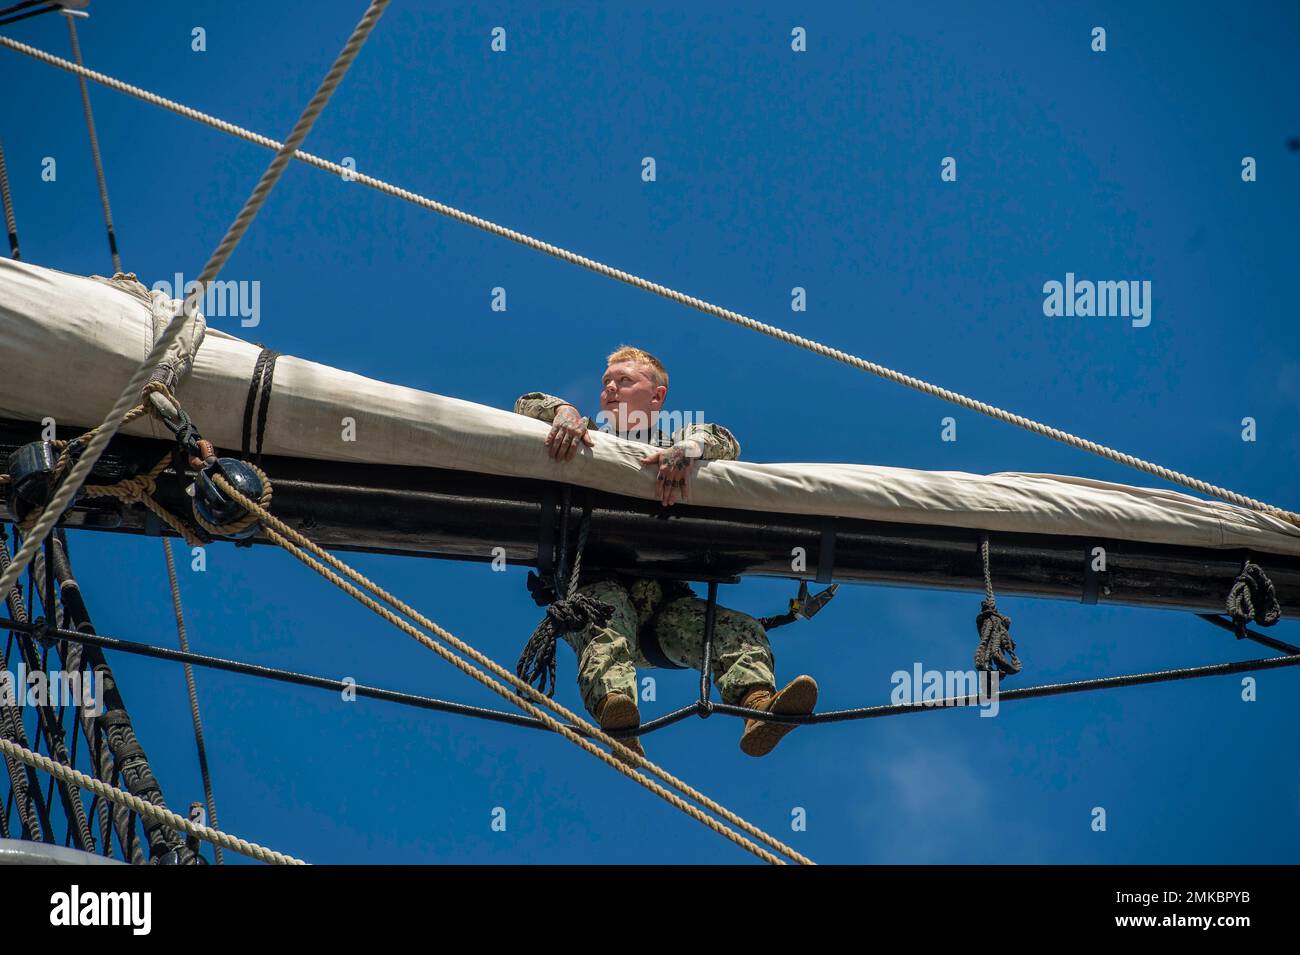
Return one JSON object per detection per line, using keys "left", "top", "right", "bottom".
{"left": 1226, "top": 561, "right": 1281, "bottom": 636}
{"left": 975, "top": 596, "right": 1021, "bottom": 676}
{"left": 972, "top": 533, "right": 1022, "bottom": 677}
{"left": 516, "top": 591, "right": 612, "bottom": 698}
{"left": 546, "top": 591, "right": 612, "bottom": 634}
{"left": 112, "top": 472, "right": 158, "bottom": 501}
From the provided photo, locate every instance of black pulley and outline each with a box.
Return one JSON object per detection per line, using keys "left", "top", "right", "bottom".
{"left": 5, "top": 441, "right": 80, "bottom": 523}
{"left": 193, "top": 458, "right": 263, "bottom": 539}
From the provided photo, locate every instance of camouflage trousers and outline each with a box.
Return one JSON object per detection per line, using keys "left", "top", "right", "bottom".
{"left": 561, "top": 579, "right": 777, "bottom": 715}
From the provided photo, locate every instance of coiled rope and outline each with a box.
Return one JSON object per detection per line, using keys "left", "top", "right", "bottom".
{"left": 973, "top": 533, "right": 1020, "bottom": 676}
{"left": 1226, "top": 561, "right": 1281, "bottom": 637}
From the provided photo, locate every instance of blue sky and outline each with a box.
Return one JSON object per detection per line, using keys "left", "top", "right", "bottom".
{"left": 2, "top": 0, "right": 1298, "bottom": 863}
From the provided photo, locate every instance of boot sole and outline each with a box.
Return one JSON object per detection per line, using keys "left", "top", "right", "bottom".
{"left": 740, "top": 677, "right": 818, "bottom": 757}
{"left": 598, "top": 694, "right": 646, "bottom": 766}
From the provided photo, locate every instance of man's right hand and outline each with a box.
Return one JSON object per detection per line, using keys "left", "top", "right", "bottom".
{"left": 545, "top": 404, "right": 595, "bottom": 461}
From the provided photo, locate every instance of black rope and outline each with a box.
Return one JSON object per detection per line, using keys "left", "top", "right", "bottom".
{"left": 0, "top": 593, "right": 1292, "bottom": 742}
{"left": 515, "top": 501, "right": 612, "bottom": 697}
{"left": 1225, "top": 560, "right": 1281, "bottom": 637}
{"left": 0, "top": 539, "right": 49, "bottom": 842}
{"left": 0, "top": 1, "right": 44, "bottom": 18}
{"left": 240, "top": 347, "right": 280, "bottom": 466}
{"left": 0, "top": 536, "right": 66, "bottom": 844}
{"left": 1198, "top": 612, "right": 1299, "bottom": 655}
{"left": 0, "top": 612, "right": 569, "bottom": 732}
{"left": 974, "top": 532, "right": 1021, "bottom": 676}
{"left": 66, "top": 13, "right": 121, "bottom": 274}
{"left": 0, "top": 136, "right": 19, "bottom": 260}
{"left": 698, "top": 651, "right": 1300, "bottom": 728}
{"left": 0, "top": 1, "right": 58, "bottom": 28}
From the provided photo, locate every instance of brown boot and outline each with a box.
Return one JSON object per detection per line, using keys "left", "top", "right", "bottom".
{"left": 594, "top": 691, "right": 646, "bottom": 766}
{"left": 738, "top": 675, "right": 818, "bottom": 757}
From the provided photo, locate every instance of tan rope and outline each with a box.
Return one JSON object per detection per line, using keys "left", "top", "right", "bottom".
{"left": 81, "top": 454, "right": 205, "bottom": 548}
{"left": 212, "top": 472, "right": 813, "bottom": 866}
{"left": 0, "top": 0, "right": 391, "bottom": 613}
{"left": 189, "top": 464, "right": 272, "bottom": 538}
{"left": 162, "top": 536, "right": 224, "bottom": 864}
{"left": 52, "top": 401, "right": 152, "bottom": 477}
{"left": 0, "top": 32, "right": 1292, "bottom": 528}
{"left": 0, "top": 736, "right": 304, "bottom": 865}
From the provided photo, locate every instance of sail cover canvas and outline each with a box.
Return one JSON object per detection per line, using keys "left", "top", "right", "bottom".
{"left": 3, "top": 257, "right": 1298, "bottom": 558}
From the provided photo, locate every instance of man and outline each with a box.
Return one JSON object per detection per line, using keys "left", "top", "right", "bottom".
{"left": 514, "top": 345, "right": 818, "bottom": 759}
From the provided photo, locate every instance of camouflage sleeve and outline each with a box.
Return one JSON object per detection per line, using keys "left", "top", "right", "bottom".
{"left": 673, "top": 422, "right": 741, "bottom": 461}
{"left": 513, "top": 392, "right": 573, "bottom": 424}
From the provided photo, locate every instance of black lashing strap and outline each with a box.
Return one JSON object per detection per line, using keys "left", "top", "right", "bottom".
{"left": 636, "top": 577, "right": 698, "bottom": 670}
{"left": 240, "top": 346, "right": 280, "bottom": 466}
{"left": 638, "top": 616, "right": 688, "bottom": 670}
{"left": 1081, "top": 543, "right": 1100, "bottom": 605}
{"left": 573, "top": 570, "right": 694, "bottom": 671}
{"left": 536, "top": 484, "right": 556, "bottom": 578}
{"left": 816, "top": 518, "right": 836, "bottom": 584}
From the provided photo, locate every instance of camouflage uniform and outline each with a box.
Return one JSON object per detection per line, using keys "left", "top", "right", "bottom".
{"left": 514, "top": 392, "right": 774, "bottom": 713}
{"left": 513, "top": 392, "right": 741, "bottom": 460}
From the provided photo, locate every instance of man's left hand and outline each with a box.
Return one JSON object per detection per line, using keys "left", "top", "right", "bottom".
{"left": 640, "top": 440, "right": 701, "bottom": 507}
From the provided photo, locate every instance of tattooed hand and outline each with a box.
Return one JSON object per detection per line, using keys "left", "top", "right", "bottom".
{"left": 545, "top": 404, "right": 594, "bottom": 461}
{"left": 640, "top": 439, "right": 701, "bottom": 507}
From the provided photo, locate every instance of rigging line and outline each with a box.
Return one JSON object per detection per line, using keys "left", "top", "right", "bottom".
{"left": 0, "top": 677, "right": 48, "bottom": 841}
{"left": 161, "top": 538, "right": 222, "bottom": 864}
{"left": 0, "top": 557, "right": 49, "bottom": 843}
{"left": 0, "top": 34, "right": 1293, "bottom": 528}
{"left": 708, "top": 652, "right": 1300, "bottom": 724}
{"left": 1197, "top": 612, "right": 1300, "bottom": 655}
{"left": 64, "top": 12, "right": 120, "bottom": 274}
{"left": 0, "top": 0, "right": 392, "bottom": 609}
{"left": 0, "top": 136, "right": 19, "bottom": 259}
{"left": 0, "top": 613, "right": 579, "bottom": 730}
{"left": 10, "top": 611, "right": 1292, "bottom": 736}
{"left": 0, "top": 735, "right": 306, "bottom": 864}
{"left": 0, "top": 1, "right": 57, "bottom": 28}
{"left": 1, "top": 536, "right": 93, "bottom": 850}
{"left": 211, "top": 472, "right": 812, "bottom": 866}
{"left": 0, "top": 1, "right": 43, "bottom": 19}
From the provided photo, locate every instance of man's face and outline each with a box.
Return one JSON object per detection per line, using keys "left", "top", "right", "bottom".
{"left": 599, "top": 360, "right": 666, "bottom": 434}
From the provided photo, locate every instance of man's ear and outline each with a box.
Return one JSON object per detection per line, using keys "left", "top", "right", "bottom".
{"left": 652, "top": 385, "right": 667, "bottom": 407}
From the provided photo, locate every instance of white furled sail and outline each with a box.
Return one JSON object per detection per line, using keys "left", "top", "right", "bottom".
{"left": 2, "top": 256, "right": 1297, "bottom": 557}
